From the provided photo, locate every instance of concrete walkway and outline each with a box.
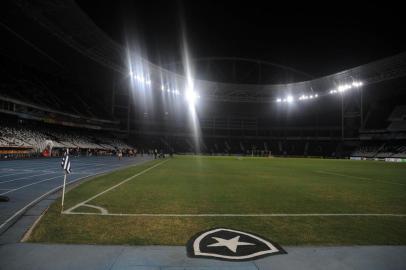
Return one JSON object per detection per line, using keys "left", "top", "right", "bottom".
{"left": 1, "top": 243, "right": 405, "bottom": 270}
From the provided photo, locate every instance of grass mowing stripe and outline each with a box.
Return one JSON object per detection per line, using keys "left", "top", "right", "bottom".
{"left": 62, "top": 212, "right": 406, "bottom": 217}
{"left": 316, "top": 170, "right": 406, "bottom": 186}
{"left": 29, "top": 156, "right": 406, "bottom": 245}
{"left": 64, "top": 160, "right": 169, "bottom": 214}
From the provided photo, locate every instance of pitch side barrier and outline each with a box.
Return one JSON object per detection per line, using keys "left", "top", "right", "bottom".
{"left": 351, "top": 156, "right": 406, "bottom": 162}
{"left": 176, "top": 153, "right": 345, "bottom": 159}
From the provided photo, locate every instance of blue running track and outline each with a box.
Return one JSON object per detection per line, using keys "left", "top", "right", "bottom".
{"left": 0, "top": 156, "right": 152, "bottom": 233}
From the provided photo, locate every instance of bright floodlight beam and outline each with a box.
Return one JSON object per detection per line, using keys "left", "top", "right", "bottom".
{"left": 180, "top": 13, "right": 201, "bottom": 154}
{"left": 185, "top": 89, "right": 200, "bottom": 106}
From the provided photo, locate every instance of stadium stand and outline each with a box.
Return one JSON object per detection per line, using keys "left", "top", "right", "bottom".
{"left": 1, "top": 40, "right": 405, "bottom": 161}
{"left": 387, "top": 106, "right": 406, "bottom": 131}
{"left": 0, "top": 120, "right": 134, "bottom": 159}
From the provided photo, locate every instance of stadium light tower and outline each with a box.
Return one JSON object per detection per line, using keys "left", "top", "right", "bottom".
{"left": 337, "top": 80, "right": 364, "bottom": 140}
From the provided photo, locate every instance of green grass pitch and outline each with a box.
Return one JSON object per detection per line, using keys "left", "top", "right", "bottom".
{"left": 29, "top": 155, "right": 406, "bottom": 245}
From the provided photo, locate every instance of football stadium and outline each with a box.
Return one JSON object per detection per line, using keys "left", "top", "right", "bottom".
{"left": 0, "top": 1, "right": 405, "bottom": 269}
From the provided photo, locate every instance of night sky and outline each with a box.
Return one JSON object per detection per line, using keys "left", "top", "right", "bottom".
{"left": 78, "top": 1, "right": 406, "bottom": 77}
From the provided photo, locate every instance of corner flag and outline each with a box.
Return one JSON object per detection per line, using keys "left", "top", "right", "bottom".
{"left": 61, "top": 149, "right": 71, "bottom": 174}
{"left": 60, "top": 149, "right": 71, "bottom": 212}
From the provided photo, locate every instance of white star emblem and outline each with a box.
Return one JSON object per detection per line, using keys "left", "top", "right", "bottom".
{"left": 207, "top": 236, "right": 255, "bottom": 253}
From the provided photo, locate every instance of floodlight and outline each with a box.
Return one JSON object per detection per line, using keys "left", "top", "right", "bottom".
{"left": 186, "top": 90, "right": 200, "bottom": 105}
{"left": 286, "top": 95, "right": 294, "bottom": 103}
{"left": 352, "top": 81, "right": 363, "bottom": 87}
{"left": 276, "top": 98, "right": 282, "bottom": 102}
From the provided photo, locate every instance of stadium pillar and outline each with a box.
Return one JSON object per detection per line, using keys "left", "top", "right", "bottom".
{"left": 341, "top": 94, "right": 344, "bottom": 140}
{"left": 111, "top": 80, "right": 115, "bottom": 116}
{"left": 360, "top": 87, "right": 364, "bottom": 127}
{"left": 127, "top": 91, "right": 131, "bottom": 134}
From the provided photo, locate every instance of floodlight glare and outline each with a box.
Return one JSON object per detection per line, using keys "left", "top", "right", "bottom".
{"left": 352, "top": 81, "right": 363, "bottom": 88}
{"left": 186, "top": 90, "right": 200, "bottom": 105}
{"left": 286, "top": 95, "right": 294, "bottom": 103}
{"left": 276, "top": 98, "right": 282, "bottom": 102}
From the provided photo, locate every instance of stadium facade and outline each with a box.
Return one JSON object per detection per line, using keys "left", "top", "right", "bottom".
{"left": 1, "top": 0, "right": 406, "bottom": 160}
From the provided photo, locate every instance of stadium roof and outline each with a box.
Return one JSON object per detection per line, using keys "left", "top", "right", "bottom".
{"left": 2, "top": 0, "right": 406, "bottom": 103}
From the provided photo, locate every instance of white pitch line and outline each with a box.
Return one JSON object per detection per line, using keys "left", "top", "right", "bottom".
{"left": 0, "top": 171, "right": 58, "bottom": 184}
{"left": 0, "top": 158, "right": 153, "bottom": 233}
{"left": 82, "top": 204, "right": 109, "bottom": 214}
{"left": 62, "top": 212, "right": 406, "bottom": 217}
{"left": 64, "top": 160, "right": 169, "bottom": 213}
{"left": 316, "top": 170, "right": 406, "bottom": 186}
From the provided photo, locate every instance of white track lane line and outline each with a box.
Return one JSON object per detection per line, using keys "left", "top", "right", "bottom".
{"left": 0, "top": 172, "right": 58, "bottom": 184}
{"left": 0, "top": 175, "right": 62, "bottom": 195}
{"left": 72, "top": 162, "right": 108, "bottom": 166}
{"left": 62, "top": 212, "right": 406, "bottom": 217}
{"left": 0, "top": 179, "right": 75, "bottom": 232}
{"left": 0, "top": 158, "right": 153, "bottom": 232}
{"left": 0, "top": 171, "right": 40, "bottom": 178}
{"left": 0, "top": 164, "right": 62, "bottom": 177}
{"left": 316, "top": 170, "right": 406, "bottom": 186}
{"left": 64, "top": 160, "right": 168, "bottom": 213}
{"left": 71, "top": 163, "right": 107, "bottom": 168}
